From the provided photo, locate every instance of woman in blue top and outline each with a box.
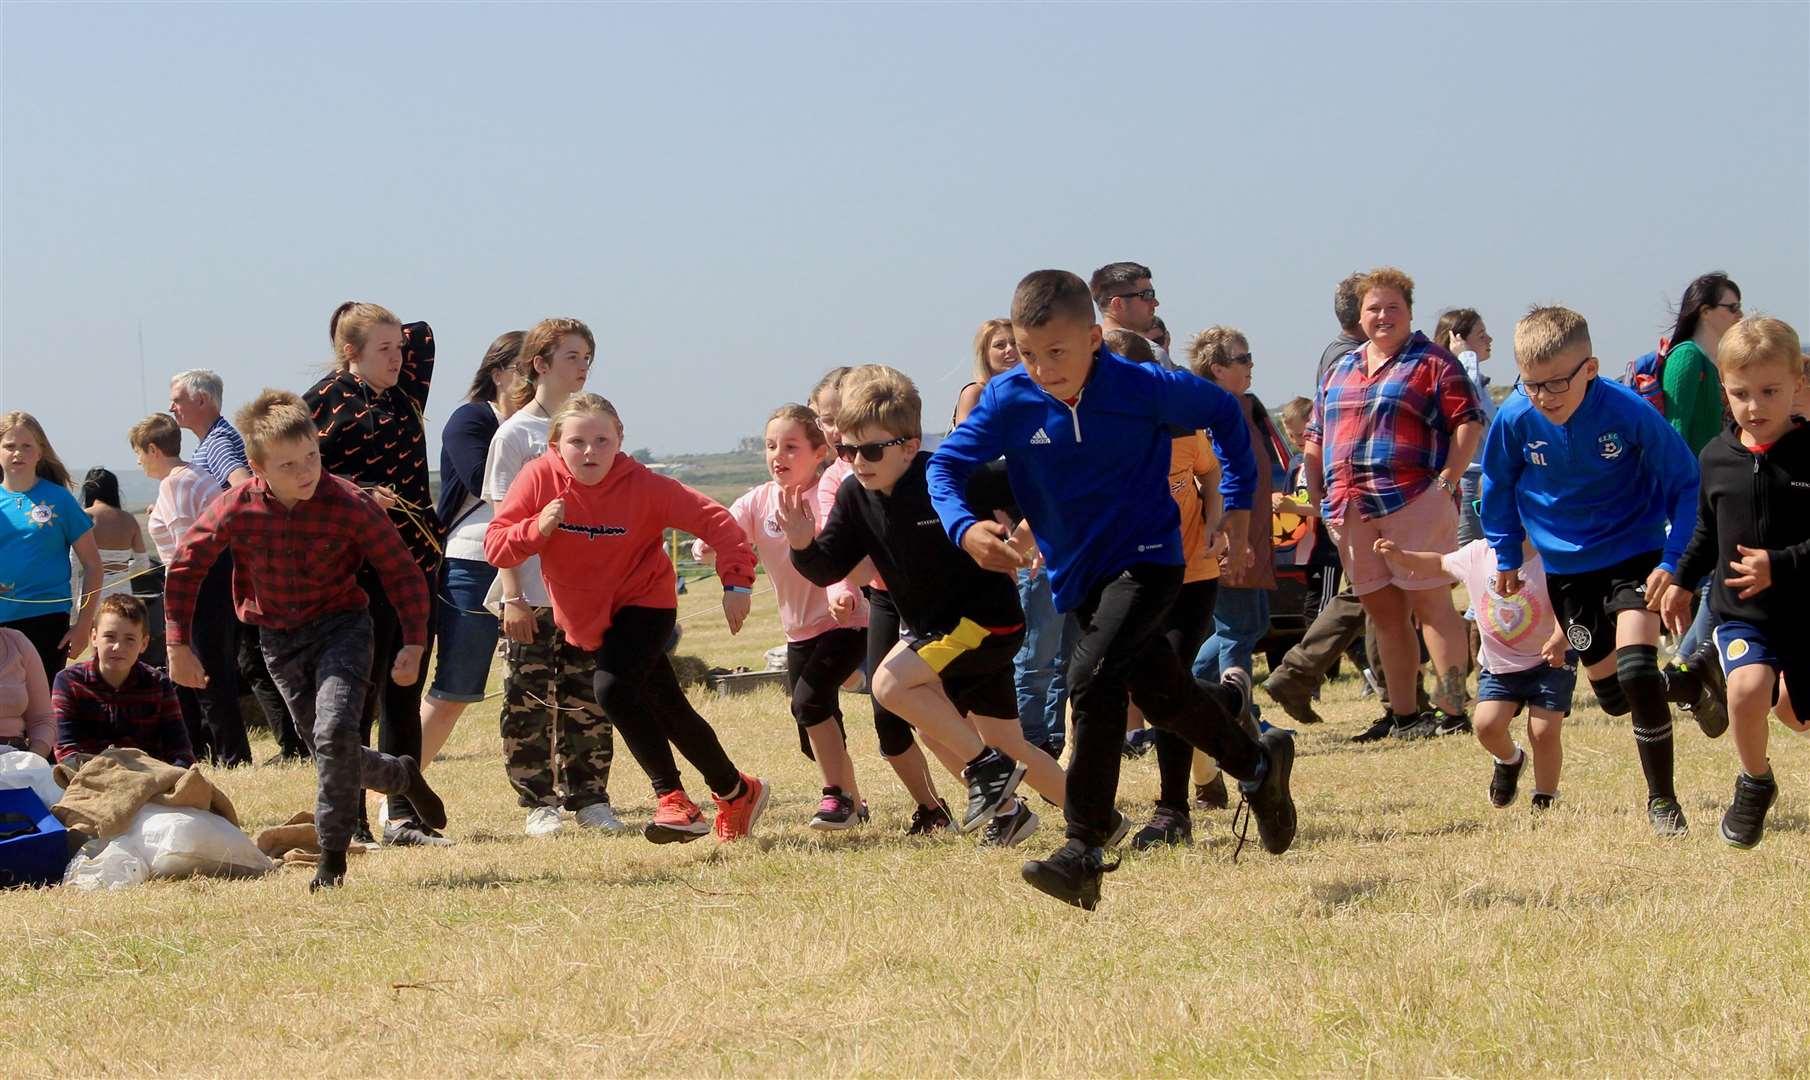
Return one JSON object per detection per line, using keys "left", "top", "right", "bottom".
{"left": 418, "top": 330, "right": 523, "bottom": 765}
{"left": 0, "top": 412, "right": 102, "bottom": 684}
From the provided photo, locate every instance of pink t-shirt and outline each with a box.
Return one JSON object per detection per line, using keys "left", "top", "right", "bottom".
{"left": 1441, "top": 539, "right": 1559, "bottom": 675}
{"left": 816, "top": 459, "right": 883, "bottom": 600}
{"left": 700, "top": 481, "right": 867, "bottom": 642}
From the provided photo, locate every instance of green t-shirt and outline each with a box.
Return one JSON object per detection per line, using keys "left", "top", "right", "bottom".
{"left": 1661, "top": 339, "right": 1723, "bottom": 456}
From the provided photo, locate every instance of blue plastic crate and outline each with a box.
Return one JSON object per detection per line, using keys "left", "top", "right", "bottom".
{"left": 0, "top": 785, "right": 70, "bottom": 889}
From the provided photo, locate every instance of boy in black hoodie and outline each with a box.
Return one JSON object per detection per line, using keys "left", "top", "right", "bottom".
{"left": 1664, "top": 317, "right": 1810, "bottom": 849}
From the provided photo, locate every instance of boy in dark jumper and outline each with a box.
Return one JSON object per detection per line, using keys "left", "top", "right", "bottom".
{"left": 1664, "top": 317, "right": 1810, "bottom": 848}
{"left": 166, "top": 391, "right": 445, "bottom": 890}
{"left": 928, "top": 269, "right": 1296, "bottom": 910}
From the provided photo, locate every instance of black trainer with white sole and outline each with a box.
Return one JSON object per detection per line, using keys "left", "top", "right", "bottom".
{"left": 1490, "top": 748, "right": 1526, "bottom": 808}
{"left": 960, "top": 752, "right": 1027, "bottom": 833}
{"left": 980, "top": 798, "right": 1040, "bottom": 848}
{"left": 1719, "top": 771, "right": 1778, "bottom": 849}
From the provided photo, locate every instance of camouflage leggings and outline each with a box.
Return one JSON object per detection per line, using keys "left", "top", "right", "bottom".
{"left": 501, "top": 608, "right": 613, "bottom": 810}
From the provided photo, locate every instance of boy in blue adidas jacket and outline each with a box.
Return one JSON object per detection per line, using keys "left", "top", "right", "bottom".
{"left": 928, "top": 269, "right": 1296, "bottom": 910}
{"left": 1481, "top": 305, "right": 1720, "bottom": 836}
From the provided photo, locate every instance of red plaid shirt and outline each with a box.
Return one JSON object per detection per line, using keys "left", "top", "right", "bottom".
{"left": 53, "top": 660, "right": 194, "bottom": 768}
{"left": 164, "top": 472, "right": 430, "bottom": 648}
{"left": 1305, "top": 331, "right": 1484, "bottom": 523}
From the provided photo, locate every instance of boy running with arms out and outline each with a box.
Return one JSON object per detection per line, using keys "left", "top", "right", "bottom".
{"left": 1481, "top": 307, "right": 1717, "bottom": 836}
{"left": 929, "top": 270, "right": 1296, "bottom": 909}
{"left": 1664, "top": 317, "right": 1810, "bottom": 848}
{"left": 165, "top": 392, "right": 446, "bottom": 890}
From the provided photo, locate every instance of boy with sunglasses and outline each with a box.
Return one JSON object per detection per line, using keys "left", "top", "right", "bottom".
{"left": 928, "top": 269, "right": 1292, "bottom": 911}
{"left": 780, "top": 366, "right": 1085, "bottom": 847}
{"left": 1480, "top": 306, "right": 1721, "bottom": 837}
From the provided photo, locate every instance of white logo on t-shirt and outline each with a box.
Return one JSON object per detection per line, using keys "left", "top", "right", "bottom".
{"left": 1029, "top": 428, "right": 1052, "bottom": 445}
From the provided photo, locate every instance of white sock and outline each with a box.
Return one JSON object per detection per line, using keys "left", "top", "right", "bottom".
{"left": 1493, "top": 744, "right": 1524, "bottom": 767}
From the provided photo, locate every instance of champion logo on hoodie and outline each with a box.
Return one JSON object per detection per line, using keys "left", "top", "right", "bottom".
{"left": 1029, "top": 428, "right": 1052, "bottom": 445}
{"left": 558, "top": 521, "right": 629, "bottom": 540}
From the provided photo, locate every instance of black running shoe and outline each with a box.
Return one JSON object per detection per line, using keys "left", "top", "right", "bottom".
{"left": 960, "top": 753, "right": 1026, "bottom": 833}
{"left": 1647, "top": 795, "right": 1689, "bottom": 837}
{"left": 1194, "top": 772, "right": 1228, "bottom": 810}
{"left": 980, "top": 798, "right": 1040, "bottom": 848}
{"left": 1121, "top": 728, "right": 1156, "bottom": 758}
{"left": 1239, "top": 730, "right": 1297, "bottom": 855}
{"left": 1350, "top": 715, "right": 1396, "bottom": 743}
{"left": 1390, "top": 713, "right": 1440, "bottom": 740}
{"left": 398, "top": 755, "right": 448, "bottom": 831}
{"left": 1489, "top": 748, "right": 1525, "bottom": 808}
{"left": 1021, "top": 838, "right": 1118, "bottom": 910}
{"left": 1719, "top": 772, "right": 1778, "bottom": 850}
{"left": 383, "top": 820, "right": 456, "bottom": 847}
{"left": 905, "top": 799, "right": 953, "bottom": 836}
{"left": 1686, "top": 643, "right": 1729, "bottom": 739}
{"left": 1433, "top": 710, "right": 1473, "bottom": 736}
{"left": 1130, "top": 805, "right": 1193, "bottom": 851}
{"left": 1530, "top": 792, "right": 1558, "bottom": 812}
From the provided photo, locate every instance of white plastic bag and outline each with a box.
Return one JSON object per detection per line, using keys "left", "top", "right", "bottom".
{"left": 0, "top": 749, "right": 64, "bottom": 811}
{"left": 136, "top": 805, "right": 274, "bottom": 880}
{"left": 63, "top": 835, "right": 151, "bottom": 891}
{"left": 61, "top": 805, "right": 273, "bottom": 890}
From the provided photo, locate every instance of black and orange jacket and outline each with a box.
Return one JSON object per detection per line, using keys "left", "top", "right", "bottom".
{"left": 303, "top": 321, "right": 441, "bottom": 575}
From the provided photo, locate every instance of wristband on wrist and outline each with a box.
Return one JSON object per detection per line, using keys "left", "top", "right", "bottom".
{"left": 502, "top": 595, "right": 529, "bottom": 605}
{"left": 723, "top": 585, "right": 752, "bottom": 594}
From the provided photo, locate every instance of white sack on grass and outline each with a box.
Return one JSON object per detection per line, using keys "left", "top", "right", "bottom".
{"left": 63, "top": 805, "right": 274, "bottom": 890}
{"left": 0, "top": 749, "right": 65, "bottom": 811}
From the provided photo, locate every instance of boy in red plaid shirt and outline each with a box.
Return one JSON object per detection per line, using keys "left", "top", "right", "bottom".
{"left": 165, "top": 391, "right": 446, "bottom": 891}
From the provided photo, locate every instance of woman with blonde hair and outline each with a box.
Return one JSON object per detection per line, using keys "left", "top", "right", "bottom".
{"left": 951, "top": 318, "right": 1019, "bottom": 427}
{"left": 0, "top": 412, "right": 102, "bottom": 685}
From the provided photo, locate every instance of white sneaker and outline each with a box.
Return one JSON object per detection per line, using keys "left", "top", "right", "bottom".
{"left": 575, "top": 802, "right": 628, "bottom": 832}
{"left": 524, "top": 806, "right": 564, "bottom": 837}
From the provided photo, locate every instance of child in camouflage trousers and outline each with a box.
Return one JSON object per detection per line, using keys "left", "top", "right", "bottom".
{"left": 500, "top": 612, "right": 619, "bottom": 835}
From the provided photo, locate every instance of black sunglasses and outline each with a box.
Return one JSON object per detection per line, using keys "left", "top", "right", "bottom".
{"left": 1112, "top": 288, "right": 1157, "bottom": 302}
{"left": 1515, "top": 354, "right": 1595, "bottom": 398}
{"left": 836, "top": 436, "right": 910, "bottom": 463}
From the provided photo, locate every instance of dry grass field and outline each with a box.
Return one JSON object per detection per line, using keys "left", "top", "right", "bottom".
{"left": 5, "top": 583, "right": 1810, "bottom": 1077}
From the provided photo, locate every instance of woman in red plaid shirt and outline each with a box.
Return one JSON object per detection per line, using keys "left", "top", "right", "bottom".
{"left": 1302, "top": 268, "right": 1486, "bottom": 743}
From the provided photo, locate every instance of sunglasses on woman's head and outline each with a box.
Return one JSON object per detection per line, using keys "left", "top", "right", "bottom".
{"left": 836, "top": 436, "right": 910, "bottom": 463}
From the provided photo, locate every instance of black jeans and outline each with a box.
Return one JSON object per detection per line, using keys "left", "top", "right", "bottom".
{"left": 1153, "top": 578, "right": 1222, "bottom": 811}
{"left": 1065, "top": 562, "right": 1263, "bottom": 846}
{"left": 6, "top": 611, "right": 70, "bottom": 688}
{"left": 359, "top": 565, "right": 436, "bottom": 820}
{"left": 239, "top": 624, "right": 305, "bottom": 757}
{"left": 591, "top": 606, "right": 739, "bottom": 798}
{"left": 185, "top": 556, "right": 252, "bottom": 766}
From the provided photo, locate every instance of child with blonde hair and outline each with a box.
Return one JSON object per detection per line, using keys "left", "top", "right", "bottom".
{"left": 0, "top": 412, "right": 103, "bottom": 684}
{"left": 487, "top": 394, "right": 771, "bottom": 843}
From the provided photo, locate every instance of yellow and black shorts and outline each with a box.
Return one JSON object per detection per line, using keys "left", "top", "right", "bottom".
{"left": 907, "top": 617, "right": 1025, "bottom": 720}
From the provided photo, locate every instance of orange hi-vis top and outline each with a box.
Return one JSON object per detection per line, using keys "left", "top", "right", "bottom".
{"left": 485, "top": 449, "right": 756, "bottom": 651}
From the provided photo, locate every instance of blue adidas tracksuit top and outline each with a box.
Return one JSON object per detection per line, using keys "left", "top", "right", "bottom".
{"left": 928, "top": 348, "right": 1256, "bottom": 614}
{"left": 1480, "top": 376, "right": 1699, "bottom": 576}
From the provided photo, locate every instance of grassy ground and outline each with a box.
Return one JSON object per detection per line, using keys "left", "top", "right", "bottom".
{"left": 6, "top": 587, "right": 1810, "bottom": 1077}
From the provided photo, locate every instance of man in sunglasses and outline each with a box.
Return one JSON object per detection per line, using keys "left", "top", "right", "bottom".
{"left": 1090, "top": 262, "right": 1170, "bottom": 368}
{"left": 930, "top": 269, "right": 1297, "bottom": 910}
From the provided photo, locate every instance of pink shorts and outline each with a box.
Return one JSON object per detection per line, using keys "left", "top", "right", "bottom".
{"left": 1327, "top": 486, "right": 1459, "bottom": 597}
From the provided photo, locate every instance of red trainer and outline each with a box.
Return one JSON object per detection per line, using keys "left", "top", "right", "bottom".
{"left": 712, "top": 773, "right": 769, "bottom": 842}
{"left": 644, "top": 790, "right": 708, "bottom": 844}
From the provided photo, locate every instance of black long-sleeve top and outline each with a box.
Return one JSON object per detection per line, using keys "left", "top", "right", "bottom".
{"left": 1676, "top": 420, "right": 1810, "bottom": 629}
{"left": 791, "top": 453, "right": 1022, "bottom": 639}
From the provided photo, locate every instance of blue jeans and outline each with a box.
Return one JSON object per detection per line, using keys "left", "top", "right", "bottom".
{"left": 1014, "top": 567, "right": 1076, "bottom": 749}
{"left": 1458, "top": 472, "right": 1484, "bottom": 545}
{"left": 1677, "top": 581, "right": 1720, "bottom": 660}
{"left": 1193, "top": 586, "right": 1271, "bottom": 682}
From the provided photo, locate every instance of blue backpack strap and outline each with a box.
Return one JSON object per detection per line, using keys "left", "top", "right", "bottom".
{"left": 1624, "top": 348, "right": 1667, "bottom": 416}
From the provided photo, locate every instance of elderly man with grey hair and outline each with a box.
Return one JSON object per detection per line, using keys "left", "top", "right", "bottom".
{"left": 168, "top": 369, "right": 253, "bottom": 489}
{"left": 163, "top": 369, "right": 302, "bottom": 765}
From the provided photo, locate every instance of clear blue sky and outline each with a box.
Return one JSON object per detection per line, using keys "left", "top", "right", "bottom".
{"left": 3, "top": 2, "right": 1805, "bottom": 484}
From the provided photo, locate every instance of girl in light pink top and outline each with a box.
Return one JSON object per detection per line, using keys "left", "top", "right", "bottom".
{"left": 697, "top": 405, "right": 871, "bottom": 829}
{"left": 0, "top": 627, "right": 53, "bottom": 758}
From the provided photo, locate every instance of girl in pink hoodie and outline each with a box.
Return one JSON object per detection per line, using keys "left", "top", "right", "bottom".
{"left": 697, "top": 404, "right": 870, "bottom": 829}
{"left": 487, "top": 394, "right": 769, "bottom": 843}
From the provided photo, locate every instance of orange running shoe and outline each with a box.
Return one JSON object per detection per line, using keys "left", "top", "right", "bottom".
{"left": 712, "top": 773, "right": 769, "bottom": 842}
{"left": 645, "top": 790, "right": 708, "bottom": 844}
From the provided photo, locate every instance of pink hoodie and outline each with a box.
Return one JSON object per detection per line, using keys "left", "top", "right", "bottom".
{"left": 696, "top": 481, "right": 867, "bottom": 642}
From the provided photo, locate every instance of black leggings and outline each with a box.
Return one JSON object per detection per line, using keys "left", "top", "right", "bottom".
{"left": 864, "top": 588, "right": 919, "bottom": 758}
{"left": 1153, "top": 579, "right": 1222, "bottom": 811}
{"left": 5, "top": 611, "right": 70, "bottom": 688}
{"left": 592, "top": 606, "right": 740, "bottom": 798}
{"left": 360, "top": 565, "right": 436, "bottom": 819}
{"left": 786, "top": 627, "right": 865, "bottom": 760}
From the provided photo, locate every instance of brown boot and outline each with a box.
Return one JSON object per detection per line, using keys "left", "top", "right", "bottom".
{"left": 1261, "top": 673, "right": 1324, "bottom": 726}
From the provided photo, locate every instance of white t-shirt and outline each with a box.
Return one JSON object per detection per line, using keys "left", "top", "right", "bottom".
{"left": 1441, "top": 539, "right": 1559, "bottom": 675}
{"left": 443, "top": 402, "right": 503, "bottom": 563}
{"left": 481, "top": 405, "right": 553, "bottom": 611}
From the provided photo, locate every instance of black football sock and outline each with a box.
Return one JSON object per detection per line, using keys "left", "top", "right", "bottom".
{"left": 1618, "top": 644, "right": 1675, "bottom": 802}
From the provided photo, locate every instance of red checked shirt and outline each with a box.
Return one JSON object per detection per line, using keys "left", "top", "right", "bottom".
{"left": 53, "top": 660, "right": 195, "bottom": 767}
{"left": 163, "top": 472, "right": 430, "bottom": 648}
{"left": 1305, "top": 331, "right": 1484, "bottom": 524}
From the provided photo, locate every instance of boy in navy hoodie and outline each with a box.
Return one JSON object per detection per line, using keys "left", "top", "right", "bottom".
{"left": 928, "top": 269, "right": 1296, "bottom": 909}
{"left": 1480, "top": 306, "right": 1716, "bottom": 836}
{"left": 1663, "top": 317, "right": 1810, "bottom": 849}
